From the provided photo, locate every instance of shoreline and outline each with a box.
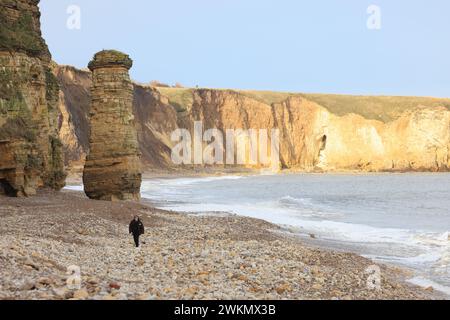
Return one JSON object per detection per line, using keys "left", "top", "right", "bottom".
{"left": 0, "top": 189, "right": 445, "bottom": 300}
{"left": 65, "top": 169, "right": 450, "bottom": 188}
{"left": 66, "top": 168, "right": 450, "bottom": 183}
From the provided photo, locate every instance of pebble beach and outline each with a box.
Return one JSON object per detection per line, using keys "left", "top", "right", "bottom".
{"left": 0, "top": 189, "right": 442, "bottom": 300}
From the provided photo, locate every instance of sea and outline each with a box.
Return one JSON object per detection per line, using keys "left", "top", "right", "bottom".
{"left": 139, "top": 172, "right": 450, "bottom": 297}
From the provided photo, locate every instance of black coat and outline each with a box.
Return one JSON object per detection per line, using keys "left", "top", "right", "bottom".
{"left": 129, "top": 219, "right": 144, "bottom": 235}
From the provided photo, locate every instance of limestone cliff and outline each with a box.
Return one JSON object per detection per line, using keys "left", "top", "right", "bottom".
{"left": 164, "top": 89, "right": 450, "bottom": 172}
{"left": 82, "top": 50, "right": 141, "bottom": 201}
{"left": 0, "top": 0, "right": 65, "bottom": 196}
{"left": 273, "top": 97, "right": 450, "bottom": 171}
{"left": 54, "top": 66, "right": 450, "bottom": 174}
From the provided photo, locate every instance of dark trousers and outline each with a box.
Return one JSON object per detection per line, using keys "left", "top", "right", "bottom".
{"left": 133, "top": 233, "right": 140, "bottom": 247}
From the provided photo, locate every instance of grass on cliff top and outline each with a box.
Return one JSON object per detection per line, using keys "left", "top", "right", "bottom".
{"left": 156, "top": 87, "right": 450, "bottom": 122}
{"left": 157, "top": 87, "right": 195, "bottom": 113}
{"left": 0, "top": 10, "right": 47, "bottom": 57}
{"left": 299, "top": 94, "right": 450, "bottom": 122}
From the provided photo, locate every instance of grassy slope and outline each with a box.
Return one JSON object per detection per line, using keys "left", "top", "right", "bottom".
{"left": 156, "top": 87, "right": 450, "bottom": 123}
{"left": 157, "top": 87, "right": 194, "bottom": 113}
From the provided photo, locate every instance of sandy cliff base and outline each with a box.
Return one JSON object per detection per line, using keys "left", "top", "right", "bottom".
{"left": 0, "top": 190, "right": 442, "bottom": 300}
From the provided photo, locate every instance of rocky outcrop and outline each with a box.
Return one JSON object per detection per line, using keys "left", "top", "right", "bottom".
{"left": 82, "top": 50, "right": 141, "bottom": 201}
{"left": 54, "top": 66, "right": 450, "bottom": 174}
{"left": 0, "top": 0, "right": 65, "bottom": 196}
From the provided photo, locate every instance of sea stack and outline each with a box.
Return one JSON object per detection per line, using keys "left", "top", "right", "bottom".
{"left": 83, "top": 50, "right": 142, "bottom": 201}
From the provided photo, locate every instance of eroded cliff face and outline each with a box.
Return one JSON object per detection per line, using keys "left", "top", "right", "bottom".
{"left": 52, "top": 65, "right": 91, "bottom": 175}
{"left": 276, "top": 98, "right": 450, "bottom": 171}
{"left": 54, "top": 66, "right": 450, "bottom": 174}
{"left": 0, "top": 0, "right": 65, "bottom": 196}
{"left": 177, "top": 90, "right": 450, "bottom": 172}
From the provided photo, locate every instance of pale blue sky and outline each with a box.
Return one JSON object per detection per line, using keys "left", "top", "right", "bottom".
{"left": 39, "top": 0, "right": 450, "bottom": 97}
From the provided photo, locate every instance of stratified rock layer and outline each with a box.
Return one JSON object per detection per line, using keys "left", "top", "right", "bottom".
{"left": 55, "top": 67, "right": 450, "bottom": 174}
{"left": 0, "top": 0, "right": 66, "bottom": 196}
{"left": 83, "top": 50, "right": 141, "bottom": 201}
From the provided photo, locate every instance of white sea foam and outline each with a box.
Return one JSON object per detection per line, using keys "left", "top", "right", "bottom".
{"left": 140, "top": 173, "right": 450, "bottom": 297}
{"left": 158, "top": 175, "right": 244, "bottom": 186}
{"left": 407, "top": 277, "right": 450, "bottom": 296}
{"left": 279, "top": 195, "right": 314, "bottom": 206}
{"left": 64, "top": 185, "right": 83, "bottom": 191}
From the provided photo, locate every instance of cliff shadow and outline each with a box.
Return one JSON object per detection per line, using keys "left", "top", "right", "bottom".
{"left": 0, "top": 178, "right": 17, "bottom": 197}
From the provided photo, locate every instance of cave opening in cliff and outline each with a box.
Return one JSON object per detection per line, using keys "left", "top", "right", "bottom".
{"left": 321, "top": 135, "right": 327, "bottom": 150}
{"left": 314, "top": 135, "right": 328, "bottom": 168}
{"left": 0, "top": 179, "right": 16, "bottom": 197}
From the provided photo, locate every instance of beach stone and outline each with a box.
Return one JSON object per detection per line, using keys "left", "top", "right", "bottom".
{"left": 20, "top": 281, "right": 36, "bottom": 291}
{"left": 52, "top": 287, "right": 69, "bottom": 298}
{"left": 200, "top": 250, "right": 210, "bottom": 258}
{"left": 87, "top": 277, "right": 99, "bottom": 285}
{"left": 312, "top": 283, "right": 323, "bottom": 291}
{"left": 137, "top": 293, "right": 153, "bottom": 300}
{"left": 103, "top": 294, "right": 118, "bottom": 300}
{"left": 23, "top": 259, "right": 39, "bottom": 270}
{"left": 73, "top": 288, "right": 89, "bottom": 300}
{"left": 109, "top": 282, "right": 121, "bottom": 290}
{"left": 37, "top": 277, "right": 53, "bottom": 286}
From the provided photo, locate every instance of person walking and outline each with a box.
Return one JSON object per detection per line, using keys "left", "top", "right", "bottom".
{"left": 129, "top": 215, "right": 145, "bottom": 247}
